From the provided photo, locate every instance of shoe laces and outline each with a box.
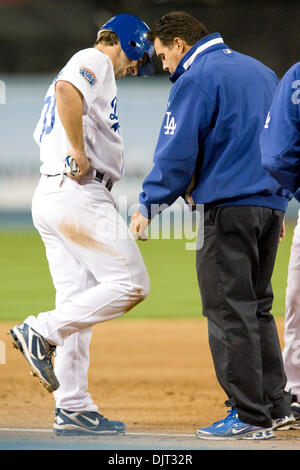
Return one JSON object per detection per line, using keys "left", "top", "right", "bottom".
{"left": 228, "top": 408, "right": 238, "bottom": 418}
{"left": 44, "top": 344, "right": 56, "bottom": 359}
{"left": 213, "top": 408, "right": 237, "bottom": 426}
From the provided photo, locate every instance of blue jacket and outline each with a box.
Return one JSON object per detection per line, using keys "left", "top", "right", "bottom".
{"left": 260, "top": 62, "right": 300, "bottom": 201}
{"left": 139, "top": 33, "right": 290, "bottom": 219}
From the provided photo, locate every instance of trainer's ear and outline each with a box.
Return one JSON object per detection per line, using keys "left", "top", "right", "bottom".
{"left": 173, "top": 37, "right": 186, "bottom": 54}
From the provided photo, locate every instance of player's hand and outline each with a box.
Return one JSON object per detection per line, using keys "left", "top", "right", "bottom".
{"left": 279, "top": 218, "right": 286, "bottom": 243}
{"left": 130, "top": 211, "right": 150, "bottom": 241}
{"left": 67, "top": 148, "right": 91, "bottom": 182}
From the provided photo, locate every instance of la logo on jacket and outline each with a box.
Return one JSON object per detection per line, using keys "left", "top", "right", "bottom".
{"left": 164, "top": 111, "right": 177, "bottom": 135}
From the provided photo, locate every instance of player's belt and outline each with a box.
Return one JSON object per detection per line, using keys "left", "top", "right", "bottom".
{"left": 95, "top": 171, "right": 113, "bottom": 192}
{"left": 46, "top": 171, "right": 113, "bottom": 192}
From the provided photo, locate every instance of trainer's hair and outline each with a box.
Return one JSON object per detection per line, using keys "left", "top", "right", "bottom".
{"left": 94, "top": 29, "right": 119, "bottom": 47}
{"left": 147, "top": 11, "right": 209, "bottom": 46}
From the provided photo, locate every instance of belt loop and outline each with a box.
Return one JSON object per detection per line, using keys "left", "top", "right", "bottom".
{"left": 95, "top": 171, "right": 113, "bottom": 192}
{"left": 95, "top": 171, "right": 104, "bottom": 184}
{"left": 106, "top": 179, "right": 113, "bottom": 192}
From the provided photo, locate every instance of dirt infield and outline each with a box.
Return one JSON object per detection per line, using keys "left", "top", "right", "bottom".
{"left": 0, "top": 317, "right": 299, "bottom": 442}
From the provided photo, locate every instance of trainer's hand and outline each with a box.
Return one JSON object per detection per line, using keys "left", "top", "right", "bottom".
{"left": 130, "top": 211, "right": 150, "bottom": 241}
{"left": 279, "top": 218, "right": 286, "bottom": 243}
{"left": 67, "top": 148, "right": 91, "bottom": 182}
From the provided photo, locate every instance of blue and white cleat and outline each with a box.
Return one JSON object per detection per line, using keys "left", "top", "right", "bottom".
{"left": 9, "top": 322, "right": 59, "bottom": 393}
{"left": 196, "top": 408, "right": 275, "bottom": 440}
{"left": 274, "top": 399, "right": 300, "bottom": 430}
{"left": 272, "top": 414, "right": 295, "bottom": 430}
{"left": 289, "top": 400, "right": 300, "bottom": 429}
{"left": 53, "top": 408, "right": 126, "bottom": 436}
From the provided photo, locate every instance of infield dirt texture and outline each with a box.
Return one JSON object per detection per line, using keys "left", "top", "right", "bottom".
{"left": 1, "top": 318, "right": 300, "bottom": 451}
{"left": 1, "top": 226, "right": 300, "bottom": 450}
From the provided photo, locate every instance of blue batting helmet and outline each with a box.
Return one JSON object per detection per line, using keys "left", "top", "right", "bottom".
{"left": 99, "top": 13, "right": 155, "bottom": 77}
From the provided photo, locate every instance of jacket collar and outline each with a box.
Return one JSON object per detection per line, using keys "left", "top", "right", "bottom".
{"left": 170, "top": 32, "right": 226, "bottom": 83}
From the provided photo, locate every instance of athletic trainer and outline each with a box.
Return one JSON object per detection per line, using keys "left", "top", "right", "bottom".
{"left": 130, "top": 10, "right": 294, "bottom": 439}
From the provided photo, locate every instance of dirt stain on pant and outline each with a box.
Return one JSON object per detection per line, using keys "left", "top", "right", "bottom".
{"left": 58, "top": 218, "right": 118, "bottom": 257}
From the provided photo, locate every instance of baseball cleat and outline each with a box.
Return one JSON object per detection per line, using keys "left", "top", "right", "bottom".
{"left": 196, "top": 408, "right": 275, "bottom": 440}
{"left": 290, "top": 400, "right": 300, "bottom": 428}
{"left": 276, "top": 398, "right": 300, "bottom": 430}
{"left": 53, "top": 408, "right": 126, "bottom": 436}
{"left": 9, "top": 322, "right": 59, "bottom": 393}
{"left": 272, "top": 414, "right": 295, "bottom": 430}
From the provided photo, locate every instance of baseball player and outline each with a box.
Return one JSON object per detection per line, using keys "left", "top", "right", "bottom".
{"left": 260, "top": 61, "right": 300, "bottom": 429}
{"left": 9, "top": 14, "right": 154, "bottom": 436}
{"left": 130, "top": 11, "right": 294, "bottom": 439}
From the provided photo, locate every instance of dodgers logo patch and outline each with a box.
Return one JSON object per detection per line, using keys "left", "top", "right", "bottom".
{"left": 164, "top": 111, "right": 177, "bottom": 135}
{"left": 79, "top": 67, "right": 97, "bottom": 87}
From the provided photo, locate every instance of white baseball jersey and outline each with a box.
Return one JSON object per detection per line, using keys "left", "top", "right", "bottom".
{"left": 33, "top": 48, "right": 124, "bottom": 181}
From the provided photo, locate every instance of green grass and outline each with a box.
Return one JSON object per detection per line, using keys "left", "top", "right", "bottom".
{"left": 0, "top": 222, "right": 296, "bottom": 322}
{"left": 271, "top": 221, "right": 295, "bottom": 316}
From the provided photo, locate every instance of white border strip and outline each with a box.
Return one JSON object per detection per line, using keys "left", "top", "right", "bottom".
{"left": 183, "top": 37, "right": 224, "bottom": 70}
{"left": 129, "top": 432, "right": 194, "bottom": 437}
{"left": 0, "top": 428, "right": 194, "bottom": 437}
{"left": 0, "top": 428, "right": 52, "bottom": 433}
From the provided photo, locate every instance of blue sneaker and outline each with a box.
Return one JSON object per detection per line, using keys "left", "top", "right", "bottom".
{"left": 196, "top": 408, "right": 274, "bottom": 440}
{"left": 9, "top": 323, "right": 59, "bottom": 393}
{"left": 53, "top": 408, "right": 126, "bottom": 436}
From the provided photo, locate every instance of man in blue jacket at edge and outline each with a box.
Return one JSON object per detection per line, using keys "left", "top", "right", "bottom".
{"left": 130, "top": 11, "right": 294, "bottom": 439}
{"left": 260, "top": 61, "right": 300, "bottom": 430}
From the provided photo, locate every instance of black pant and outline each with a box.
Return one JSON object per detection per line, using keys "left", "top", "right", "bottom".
{"left": 196, "top": 205, "right": 291, "bottom": 427}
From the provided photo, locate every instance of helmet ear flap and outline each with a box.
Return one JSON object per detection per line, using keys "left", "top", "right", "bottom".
{"left": 99, "top": 13, "right": 155, "bottom": 77}
{"left": 137, "top": 55, "right": 155, "bottom": 77}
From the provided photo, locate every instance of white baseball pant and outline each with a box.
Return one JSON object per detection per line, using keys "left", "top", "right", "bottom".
{"left": 25, "top": 174, "right": 150, "bottom": 412}
{"left": 282, "top": 210, "right": 300, "bottom": 402}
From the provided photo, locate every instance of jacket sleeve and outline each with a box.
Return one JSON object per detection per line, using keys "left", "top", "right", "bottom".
{"left": 139, "top": 77, "right": 212, "bottom": 219}
{"left": 260, "top": 64, "right": 300, "bottom": 198}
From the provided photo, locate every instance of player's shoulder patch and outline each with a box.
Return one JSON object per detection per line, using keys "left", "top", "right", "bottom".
{"left": 79, "top": 66, "right": 97, "bottom": 87}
